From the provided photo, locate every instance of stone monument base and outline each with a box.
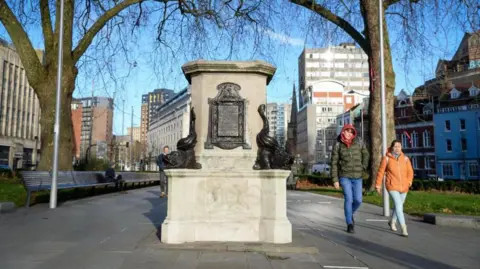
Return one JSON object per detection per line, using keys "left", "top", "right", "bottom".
{"left": 161, "top": 169, "right": 292, "bottom": 244}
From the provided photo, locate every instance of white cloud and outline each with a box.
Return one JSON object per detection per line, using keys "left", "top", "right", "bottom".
{"left": 262, "top": 28, "right": 305, "bottom": 47}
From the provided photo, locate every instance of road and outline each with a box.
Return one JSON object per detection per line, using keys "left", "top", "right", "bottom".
{"left": 0, "top": 187, "right": 478, "bottom": 269}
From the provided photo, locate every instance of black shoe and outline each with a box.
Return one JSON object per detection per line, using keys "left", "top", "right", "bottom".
{"left": 347, "top": 224, "right": 355, "bottom": 234}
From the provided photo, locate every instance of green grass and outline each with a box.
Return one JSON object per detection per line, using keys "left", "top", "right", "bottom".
{"left": 0, "top": 178, "right": 28, "bottom": 206}
{"left": 0, "top": 177, "right": 158, "bottom": 207}
{"left": 307, "top": 187, "right": 480, "bottom": 216}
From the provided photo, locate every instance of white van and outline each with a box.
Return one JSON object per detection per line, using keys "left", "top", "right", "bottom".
{"left": 312, "top": 164, "right": 330, "bottom": 174}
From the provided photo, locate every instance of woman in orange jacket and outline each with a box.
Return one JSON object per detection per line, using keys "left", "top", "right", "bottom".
{"left": 375, "top": 139, "right": 414, "bottom": 237}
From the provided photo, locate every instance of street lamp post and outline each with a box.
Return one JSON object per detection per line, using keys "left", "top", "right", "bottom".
{"left": 379, "top": 0, "right": 390, "bottom": 216}
{"left": 49, "top": 0, "right": 65, "bottom": 209}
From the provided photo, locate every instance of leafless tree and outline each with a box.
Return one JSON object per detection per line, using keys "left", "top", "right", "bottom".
{"left": 288, "top": 0, "right": 477, "bottom": 190}
{"left": 0, "top": 0, "right": 276, "bottom": 170}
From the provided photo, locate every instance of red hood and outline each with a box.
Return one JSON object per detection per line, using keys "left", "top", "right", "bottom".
{"left": 341, "top": 124, "right": 357, "bottom": 138}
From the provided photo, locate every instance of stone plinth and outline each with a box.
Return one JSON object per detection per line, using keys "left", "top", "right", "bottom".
{"left": 161, "top": 169, "right": 292, "bottom": 244}
{"left": 182, "top": 60, "right": 276, "bottom": 169}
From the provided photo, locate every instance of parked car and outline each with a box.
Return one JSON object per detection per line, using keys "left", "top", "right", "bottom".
{"left": 0, "top": 164, "right": 10, "bottom": 170}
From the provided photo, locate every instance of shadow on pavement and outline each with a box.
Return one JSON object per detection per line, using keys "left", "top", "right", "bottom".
{"left": 142, "top": 189, "right": 168, "bottom": 242}
{"left": 302, "top": 227, "right": 461, "bottom": 269}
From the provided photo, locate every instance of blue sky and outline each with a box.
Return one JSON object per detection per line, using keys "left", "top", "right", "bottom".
{"left": 0, "top": 2, "right": 472, "bottom": 136}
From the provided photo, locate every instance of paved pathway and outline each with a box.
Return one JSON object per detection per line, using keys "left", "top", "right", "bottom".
{"left": 287, "top": 191, "right": 480, "bottom": 269}
{"left": 0, "top": 187, "right": 478, "bottom": 269}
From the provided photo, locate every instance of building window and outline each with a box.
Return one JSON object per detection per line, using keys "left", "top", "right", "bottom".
{"left": 411, "top": 156, "right": 418, "bottom": 169}
{"left": 445, "top": 120, "right": 451, "bottom": 131}
{"left": 460, "top": 119, "right": 466, "bottom": 130}
{"left": 346, "top": 97, "right": 352, "bottom": 104}
{"left": 424, "top": 156, "right": 431, "bottom": 169}
{"left": 468, "top": 163, "right": 479, "bottom": 177}
{"left": 446, "top": 139, "right": 452, "bottom": 152}
{"left": 442, "top": 163, "right": 453, "bottom": 177}
{"left": 423, "top": 130, "right": 431, "bottom": 147}
{"left": 400, "top": 109, "right": 406, "bottom": 117}
{"left": 401, "top": 133, "right": 409, "bottom": 148}
{"left": 411, "top": 132, "right": 418, "bottom": 148}
{"left": 461, "top": 138, "right": 467, "bottom": 151}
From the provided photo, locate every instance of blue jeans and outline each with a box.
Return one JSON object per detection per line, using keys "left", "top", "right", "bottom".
{"left": 339, "top": 177, "right": 363, "bottom": 225}
{"left": 389, "top": 191, "right": 408, "bottom": 225}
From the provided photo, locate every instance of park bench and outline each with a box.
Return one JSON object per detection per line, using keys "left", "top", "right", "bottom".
{"left": 20, "top": 171, "right": 117, "bottom": 207}
{"left": 118, "top": 172, "right": 159, "bottom": 190}
{"left": 20, "top": 171, "right": 161, "bottom": 207}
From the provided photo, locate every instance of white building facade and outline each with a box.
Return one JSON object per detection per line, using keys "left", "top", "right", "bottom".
{"left": 146, "top": 87, "right": 190, "bottom": 170}
{"left": 266, "top": 103, "right": 291, "bottom": 147}
{"left": 296, "top": 43, "right": 370, "bottom": 167}
{"left": 0, "top": 40, "right": 42, "bottom": 169}
{"left": 298, "top": 43, "right": 370, "bottom": 107}
{"left": 297, "top": 80, "right": 345, "bottom": 165}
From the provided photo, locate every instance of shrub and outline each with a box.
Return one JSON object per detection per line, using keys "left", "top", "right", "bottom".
{"left": 300, "top": 175, "right": 480, "bottom": 194}
{"left": 410, "top": 179, "right": 479, "bottom": 194}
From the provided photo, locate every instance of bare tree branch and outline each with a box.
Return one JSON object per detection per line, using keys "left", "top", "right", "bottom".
{"left": 73, "top": 0, "right": 148, "bottom": 63}
{"left": 63, "top": 0, "right": 75, "bottom": 54}
{"left": 39, "top": 0, "right": 53, "bottom": 56}
{"left": 0, "top": 0, "right": 45, "bottom": 86}
{"left": 385, "top": 0, "right": 420, "bottom": 9}
{"left": 289, "top": 0, "right": 369, "bottom": 53}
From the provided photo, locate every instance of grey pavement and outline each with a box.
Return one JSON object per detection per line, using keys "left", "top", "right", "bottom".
{"left": 0, "top": 188, "right": 478, "bottom": 269}
{"left": 287, "top": 191, "right": 480, "bottom": 269}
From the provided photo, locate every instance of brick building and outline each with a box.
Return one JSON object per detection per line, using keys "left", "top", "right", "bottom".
{"left": 394, "top": 90, "right": 436, "bottom": 179}
{"left": 71, "top": 97, "right": 114, "bottom": 161}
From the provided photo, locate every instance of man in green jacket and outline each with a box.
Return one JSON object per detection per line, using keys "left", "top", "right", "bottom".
{"left": 331, "top": 124, "right": 369, "bottom": 234}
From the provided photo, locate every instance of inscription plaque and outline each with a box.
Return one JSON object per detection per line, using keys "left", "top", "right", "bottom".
{"left": 218, "top": 105, "right": 239, "bottom": 137}
{"left": 204, "top": 82, "right": 251, "bottom": 150}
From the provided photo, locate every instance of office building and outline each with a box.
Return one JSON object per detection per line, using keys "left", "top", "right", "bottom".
{"left": 298, "top": 43, "right": 369, "bottom": 108}
{"left": 140, "top": 88, "right": 175, "bottom": 155}
{"left": 127, "top": 126, "right": 141, "bottom": 142}
{"left": 296, "top": 86, "right": 345, "bottom": 165}
{"left": 0, "top": 39, "right": 42, "bottom": 169}
{"left": 147, "top": 87, "right": 190, "bottom": 170}
{"left": 71, "top": 97, "right": 114, "bottom": 160}
{"left": 296, "top": 43, "right": 370, "bottom": 166}
{"left": 266, "top": 102, "right": 291, "bottom": 147}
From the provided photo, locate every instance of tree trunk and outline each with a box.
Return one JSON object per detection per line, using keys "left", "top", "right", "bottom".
{"left": 361, "top": 0, "right": 396, "bottom": 191}
{"left": 36, "top": 70, "right": 76, "bottom": 171}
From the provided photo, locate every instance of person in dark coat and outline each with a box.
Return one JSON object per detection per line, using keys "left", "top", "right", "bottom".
{"left": 331, "top": 124, "right": 369, "bottom": 234}
{"left": 157, "top": 146, "right": 170, "bottom": 197}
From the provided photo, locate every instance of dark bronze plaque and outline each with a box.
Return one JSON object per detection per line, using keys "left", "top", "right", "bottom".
{"left": 218, "top": 105, "right": 239, "bottom": 137}
{"left": 204, "top": 82, "right": 251, "bottom": 150}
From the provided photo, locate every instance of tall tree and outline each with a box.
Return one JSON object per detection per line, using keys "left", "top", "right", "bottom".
{"left": 0, "top": 0, "right": 266, "bottom": 170}
{"left": 289, "top": 0, "right": 476, "bottom": 189}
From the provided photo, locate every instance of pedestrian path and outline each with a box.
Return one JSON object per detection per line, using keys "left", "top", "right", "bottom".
{"left": 0, "top": 188, "right": 478, "bottom": 268}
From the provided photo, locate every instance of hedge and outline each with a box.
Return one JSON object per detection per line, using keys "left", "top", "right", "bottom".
{"left": 297, "top": 174, "right": 480, "bottom": 194}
